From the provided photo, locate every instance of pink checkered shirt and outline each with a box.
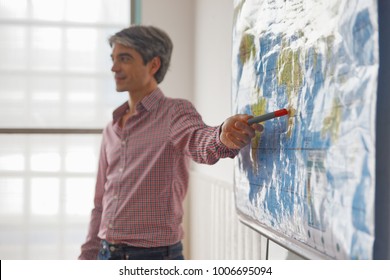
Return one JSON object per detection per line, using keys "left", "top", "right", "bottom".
{"left": 79, "top": 88, "right": 238, "bottom": 259}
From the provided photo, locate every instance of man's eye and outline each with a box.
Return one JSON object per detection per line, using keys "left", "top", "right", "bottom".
{"left": 120, "top": 56, "right": 130, "bottom": 62}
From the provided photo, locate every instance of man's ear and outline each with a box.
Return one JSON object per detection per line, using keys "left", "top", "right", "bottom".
{"left": 149, "top": 56, "right": 161, "bottom": 75}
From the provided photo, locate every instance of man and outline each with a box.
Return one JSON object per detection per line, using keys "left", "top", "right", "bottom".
{"left": 78, "top": 25, "right": 263, "bottom": 260}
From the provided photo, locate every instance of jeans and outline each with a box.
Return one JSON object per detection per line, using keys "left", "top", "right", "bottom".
{"left": 97, "top": 240, "right": 184, "bottom": 260}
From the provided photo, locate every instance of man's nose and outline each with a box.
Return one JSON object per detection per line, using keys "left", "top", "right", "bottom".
{"left": 111, "top": 62, "right": 119, "bottom": 72}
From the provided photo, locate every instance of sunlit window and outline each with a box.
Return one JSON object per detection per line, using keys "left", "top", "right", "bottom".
{"left": 0, "top": 178, "right": 24, "bottom": 215}
{"left": 0, "top": 0, "right": 129, "bottom": 129}
{"left": 30, "top": 178, "right": 60, "bottom": 216}
{"left": 0, "top": 0, "right": 131, "bottom": 260}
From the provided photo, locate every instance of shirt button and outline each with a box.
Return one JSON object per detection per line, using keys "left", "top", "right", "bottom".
{"left": 119, "top": 168, "right": 123, "bottom": 172}
{"left": 109, "top": 224, "right": 113, "bottom": 229}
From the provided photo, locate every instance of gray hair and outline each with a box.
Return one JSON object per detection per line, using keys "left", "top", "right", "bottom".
{"left": 109, "top": 25, "right": 173, "bottom": 84}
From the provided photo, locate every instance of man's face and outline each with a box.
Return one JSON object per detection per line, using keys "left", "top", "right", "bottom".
{"left": 110, "top": 43, "right": 156, "bottom": 93}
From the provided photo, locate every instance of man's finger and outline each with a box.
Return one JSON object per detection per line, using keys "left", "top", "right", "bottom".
{"left": 234, "top": 121, "right": 256, "bottom": 138}
{"left": 225, "top": 132, "right": 247, "bottom": 149}
{"left": 228, "top": 128, "right": 250, "bottom": 142}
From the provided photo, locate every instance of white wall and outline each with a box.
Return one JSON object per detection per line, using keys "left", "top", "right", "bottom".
{"left": 192, "top": 0, "right": 236, "bottom": 181}
{"left": 141, "top": 0, "right": 195, "bottom": 102}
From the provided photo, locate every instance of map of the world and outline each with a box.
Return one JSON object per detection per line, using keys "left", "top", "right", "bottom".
{"left": 232, "top": 0, "right": 378, "bottom": 259}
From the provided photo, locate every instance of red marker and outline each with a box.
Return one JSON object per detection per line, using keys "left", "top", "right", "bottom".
{"left": 247, "top": 108, "right": 289, "bottom": 125}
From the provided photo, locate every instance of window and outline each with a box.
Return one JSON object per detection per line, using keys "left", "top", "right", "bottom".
{"left": 0, "top": 0, "right": 132, "bottom": 259}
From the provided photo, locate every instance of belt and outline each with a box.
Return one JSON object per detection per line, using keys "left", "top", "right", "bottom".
{"left": 102, "top": 240, "right": 182, "bottom": 253}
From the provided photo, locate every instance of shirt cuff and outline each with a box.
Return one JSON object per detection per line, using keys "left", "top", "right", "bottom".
{"left": 214, "top": 124, "right": 240, "bottom": 158}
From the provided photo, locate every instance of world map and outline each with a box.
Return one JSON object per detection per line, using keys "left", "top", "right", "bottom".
{"left": 232, "top": 0, "right": 378, "bottom": 259}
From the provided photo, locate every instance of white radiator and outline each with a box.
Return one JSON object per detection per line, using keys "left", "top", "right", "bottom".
{"left": 187, "top": 172, "right": 266, "bottom": 260}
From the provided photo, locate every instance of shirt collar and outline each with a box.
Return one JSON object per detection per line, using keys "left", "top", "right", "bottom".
{"left": 112, "top": 88, "right": 164, "bottom": 122}
{"left": 140, "top": 87, "right": 164, "bottom": 112}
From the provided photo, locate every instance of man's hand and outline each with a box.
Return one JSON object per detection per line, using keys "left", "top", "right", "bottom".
{"left": 220, "top": 114, "right": 264, "bottom": 149}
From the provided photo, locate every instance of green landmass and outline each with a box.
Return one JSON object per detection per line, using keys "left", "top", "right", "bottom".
{"left": 239, "top": 33, "right": 256, "bottom": 65}
{"left": 321, "top": 98, "right": 342, "bottom": 142}
{"left": 277, "top": 37, "right": 303, "bottom": 139}
{"left": 277, "top": 39, "right": 303, "bottom": 99}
